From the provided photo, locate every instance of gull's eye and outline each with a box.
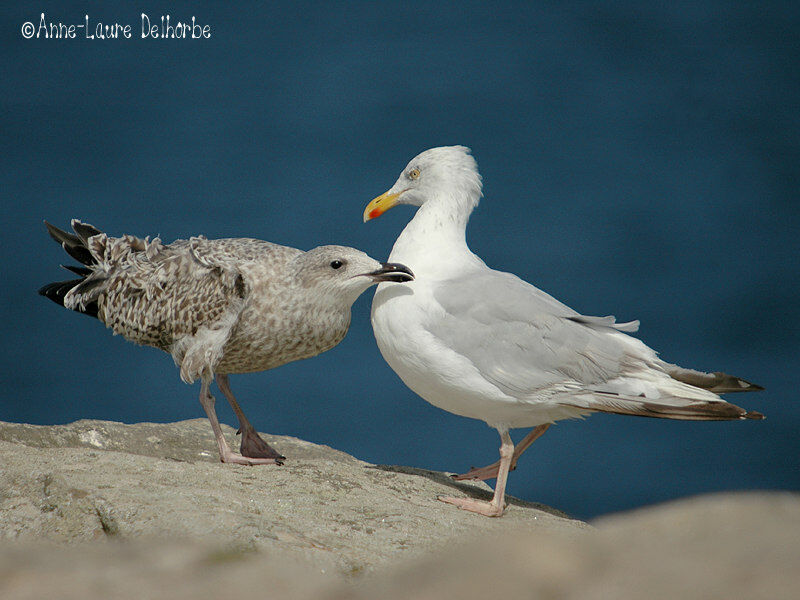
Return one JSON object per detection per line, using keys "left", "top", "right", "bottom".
{"left": 330, "top": 260, "right": 344, "bottom": 269}
{"left": 408, "top": 168, "right": 420, "bottom": 180}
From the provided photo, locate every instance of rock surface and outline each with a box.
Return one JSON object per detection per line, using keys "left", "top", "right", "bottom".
{"left": 0, "top": 420, "right": 582, "bottom": 570}
{"left": 1, "top": 419, "right": 797, "bottom": 599}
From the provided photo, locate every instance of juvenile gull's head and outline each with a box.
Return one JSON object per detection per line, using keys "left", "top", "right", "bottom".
{"left": 295, "top": 245, "right": 413, "bottom": 306}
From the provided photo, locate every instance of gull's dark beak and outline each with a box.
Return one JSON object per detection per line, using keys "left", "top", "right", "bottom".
{"left": 368, "top": 262, "right": 414, "bottom": 283}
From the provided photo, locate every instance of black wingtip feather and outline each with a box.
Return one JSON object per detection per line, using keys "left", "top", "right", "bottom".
{"left": 62, "top": 241, "right": 94, "bottom": 266}
{"left": 44, "top": 220, "right": 99, "bottom": 266}
{"left": 667, "top": 367, "right": 764, "bottom": 394}
{"left": 38, "top": 279, "right": 82, "bottom": 306}
{"left": 44, "top": 220, "right": 80, "bottom": 247}
{"left": 38, "top": 279, "right": 99, "bottom": 319}
{"left": 71, "top": 220, "right": 102, "bottom": 243}
{"left": 563, "top": 392, "right": 765, "bottom": 422}
{"left": 744, "top": 410, "right": 765, "bottom": 420}
{"left": 41, "top": 219, "right": 103, "bottom": 320}
{"left": 61, "top": 264, "right": 92, "bottom": 276}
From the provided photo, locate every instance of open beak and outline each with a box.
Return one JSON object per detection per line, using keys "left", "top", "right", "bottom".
{"left": 363, "top": 190, "right": 402, "bottom": 222}
{"left": 366, "top": 262, "right": 414, "bottom": 283}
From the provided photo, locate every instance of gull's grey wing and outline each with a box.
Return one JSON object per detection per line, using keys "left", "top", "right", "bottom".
{"left": 87, "top": 235, "right": 291, "bottom": 347}
{"left": 430, "top": 268, "right": 647, "bottom": 398}
{"left": 92, "top": 235, "right": 301, "bottom": 383}
{"left": 429, "top": 268, "right": 761, "bottom": 420}
{"left": 93, "top": 236, "right": 256, "bottom": 350}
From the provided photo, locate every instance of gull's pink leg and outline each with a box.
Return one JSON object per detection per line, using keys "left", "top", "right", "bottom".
{"left": 198, "top": 379, "right": 281, "bottom": 466}
{"left": 453, "top": 423, "right": 550, "bottom": 481}
{"left": 439, "top": 429, "right": 514, "bottom": 517}
{"left": 216, "top": 374, "right": 284, "bottom": 463}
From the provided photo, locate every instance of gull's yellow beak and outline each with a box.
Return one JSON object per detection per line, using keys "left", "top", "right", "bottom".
{"left": 363, "top": 190, "right": 401, "bottom": 222}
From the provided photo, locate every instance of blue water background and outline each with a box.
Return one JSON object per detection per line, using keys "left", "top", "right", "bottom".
{"left": 2, "top": 2, "right": 798, "bottom": 519}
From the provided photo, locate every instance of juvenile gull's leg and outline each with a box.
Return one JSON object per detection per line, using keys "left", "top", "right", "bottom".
{"left": 198, "top": 378, "right": 281, "bottom": 466}
{"left": 216, "top": 374, "right": 285, "bottom": 463}
{"left": 453, "top": 424, "right": 550, "bottom": 481}
{"left": 439, "top": 429, "right": 514, "bottom": 517}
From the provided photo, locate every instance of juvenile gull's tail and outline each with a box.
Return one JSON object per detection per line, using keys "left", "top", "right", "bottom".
{"left": 38, "top": 220, "right": 104, "bottom": 318}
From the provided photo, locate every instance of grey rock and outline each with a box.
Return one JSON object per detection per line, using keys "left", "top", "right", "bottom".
{"left": 2, "top": 420, "right": 796, "bottom": 600}
{"left": 0, "top": 419, "right": 583, "bottom": 575}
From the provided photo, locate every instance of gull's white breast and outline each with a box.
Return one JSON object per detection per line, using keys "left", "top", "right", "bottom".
{"left": 371, "top": 275, "right": 585, "bottom": 429}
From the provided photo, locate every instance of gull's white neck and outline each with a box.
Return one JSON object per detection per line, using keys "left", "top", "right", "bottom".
{"left": 388, "top": 191, "right": 480, "bottom": 278}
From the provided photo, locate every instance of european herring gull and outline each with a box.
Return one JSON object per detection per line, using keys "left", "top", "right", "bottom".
{"left": 364, "top": 146, "right": 763, "bottom": 517}
{"left": 40, "top": 220, "right": 413, "bottom": 465}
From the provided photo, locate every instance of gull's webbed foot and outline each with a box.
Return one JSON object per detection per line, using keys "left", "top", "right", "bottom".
{"left": 452, "top": 461, "right": 505, "bottom": 481}
{"left": 239, "top": 426, "right": 285, "bottom": 464}
{"left": 437, "top": 495, "right": 506, "bottom": 517}
{"left": 452, "top": 424, "right": 550, "bottom": 481}
{"left": 218, "top": 445, "right": 282, "bottom": 466}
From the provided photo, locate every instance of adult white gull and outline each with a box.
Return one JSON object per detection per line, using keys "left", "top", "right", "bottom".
{"left": 364, "top": 145, "right": 763, "bottom": 517}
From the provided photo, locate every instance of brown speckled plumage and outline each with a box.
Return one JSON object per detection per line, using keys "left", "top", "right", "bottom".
{"left": 40, "top": 219, "right": 413, "bottom": 465}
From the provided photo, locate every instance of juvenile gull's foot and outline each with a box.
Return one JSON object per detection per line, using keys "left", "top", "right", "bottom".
{"left": 239, "top": 427, "right": 285, "bottom": 464}
{"left": 199, "top": 381, "right": 284, "bottom": 466}
{"left": 215, "top": 374, "right": 285, "bottom": 464}
{"left": 219, "top": 445, "right": 282, "bottom": 466}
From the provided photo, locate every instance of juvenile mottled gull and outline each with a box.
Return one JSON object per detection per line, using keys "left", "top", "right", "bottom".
{"left": 364, "top": 146, "right": 763, "bottom": 517}
{"left": 40, "top": 220, "right": 413, "bottom": 465}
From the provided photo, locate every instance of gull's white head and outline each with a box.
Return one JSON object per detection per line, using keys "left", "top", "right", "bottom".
{"left": 363, "top": 146, "right": 483, "bottom": 222}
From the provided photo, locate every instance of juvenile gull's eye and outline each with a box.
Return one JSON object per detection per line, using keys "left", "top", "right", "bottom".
{"left": 330, "top": 260, "right": 343, "bottom": 269}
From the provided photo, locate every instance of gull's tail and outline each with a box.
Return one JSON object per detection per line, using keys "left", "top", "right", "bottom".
{"left": 39, "top": 220, "right": 105, "bottom": 319}
{"left": 559, "top": 365, "right": 764, "bottom": 421}
{"left": 563, "top": 392, "right": 764, "bottom": 421}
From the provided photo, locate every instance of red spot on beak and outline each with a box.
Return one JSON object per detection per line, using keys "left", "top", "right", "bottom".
{"left": 368, "top": 208, "right": 383, "bottom": 220}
